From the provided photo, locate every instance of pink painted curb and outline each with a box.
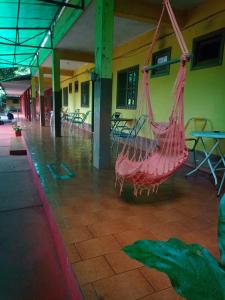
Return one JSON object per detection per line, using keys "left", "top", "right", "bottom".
{"left": 23, "top": 136, "right": 83, "bottom": 300}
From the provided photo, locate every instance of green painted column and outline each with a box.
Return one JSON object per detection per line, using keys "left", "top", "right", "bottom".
{"left": 31, "top": 77, "right": 36, "bottom": 121}
{"left": 52, "top": 49, "right": 61, "bottom": 137}
{"left": 94, "top": 0, "right": 114, "bottom": 169}
{"left": 38, "top": 67, "right": 45, "bottom": 126}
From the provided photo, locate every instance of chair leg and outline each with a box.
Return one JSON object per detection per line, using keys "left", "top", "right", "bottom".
{"left": 193, "top": 149, "right": 197, "bottom": 168}
{"left": 218, "top": 172, "right": 225, "bottom": 196}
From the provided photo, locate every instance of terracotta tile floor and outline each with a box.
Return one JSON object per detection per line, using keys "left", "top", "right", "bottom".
{"left": 23, "top": 121, "right": 222, "bottom": 300}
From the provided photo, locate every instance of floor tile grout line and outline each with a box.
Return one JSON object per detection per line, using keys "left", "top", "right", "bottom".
{"left": 0, "top": 203, "right": 43, "bottom": 214}
{"left": 102, "top": 253, "right": 118, "bottom": 275}
{"left": 136, "top": 287, "right": 177, "bottom": 300}
{"left": 85, "top": 224, "right": 95, "bottom": 239}
{"left": 72, "top": 251, "right": 119, "bottom": 263}
{"left": 90, "top": 282, "right": 103, "bottom": 300}
{"left": 75, "top": 264, "right": 115, "bottom": 287}
{"left": 137, "top": 267, "right": 156, "bottom": 293}
{"left": 112, "top": 233, "right": 124, "bottom": 248}
{"left": 90, "top": 268, "right": 157, "bottom": 292}
{"left": 74, "top": 247, "right": 123, "bottom": 262}
{"left": 87, "top": 225, "right": 144, "bottom": 239}
{"left": 0, "top": 169, "right": 32, "bottom": 174}
{"left": 74, "top": 233, "right": 122, "bottom": 256}
{"left": 71, "top": 242, "right": 82, "bottom": 262}
{"left": 72, "top": 243, "right": 83, "bottom": 261}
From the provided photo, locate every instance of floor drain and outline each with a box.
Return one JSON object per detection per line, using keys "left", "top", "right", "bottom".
{"left": 47, "top": 162, "right": 75, "bottom": 180}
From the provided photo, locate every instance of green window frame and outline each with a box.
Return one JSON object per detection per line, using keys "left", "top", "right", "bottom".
{"left": 74, "top": 80, "right": 79, "bottom": 93}
{"left": 116, "top": 65, "right": 139, "bottom": 109}
{"left": 151, "top": 47, "right": 171, "bottom": 78}
{"left": 81, "top": 81, "right": 90, "bottom": 108}
{"left": 63, "top": 87, "right": 68, "bottom": 107}
{"left": 192, "top": 29, "right": 225, "bottom": 70}
{"left": 68, "top": 83, "right": 72, "bottom": 94}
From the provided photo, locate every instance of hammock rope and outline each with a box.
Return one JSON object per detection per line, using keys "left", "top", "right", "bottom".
{"left": 115, "top": 0, "right": 190, "bottom": 196}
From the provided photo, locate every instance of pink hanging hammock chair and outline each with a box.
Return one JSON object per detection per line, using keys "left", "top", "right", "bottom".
{"left": 115, "top": 0, "right": 190, "bottom": 196}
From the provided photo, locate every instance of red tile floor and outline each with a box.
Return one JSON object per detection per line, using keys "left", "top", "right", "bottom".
{"left": 23, "top": 120, "right": 221, "bottom": 300}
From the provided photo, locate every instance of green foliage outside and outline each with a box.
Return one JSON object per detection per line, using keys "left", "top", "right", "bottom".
{"left": 0, "top": 67, "right": 31, "bottom": 82}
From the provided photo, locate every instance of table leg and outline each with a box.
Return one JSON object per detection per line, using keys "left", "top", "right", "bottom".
{"left": 215, "top": 144, "right": 225, "bottom": 196}
{"left": 217, "top": 144, "right": 225, "bottom": 168}
{"left": 186, "top": 138, "right": 219, "bottom": 185}
{"left": 218, "top": 172, "right": 225, "bottom": 196}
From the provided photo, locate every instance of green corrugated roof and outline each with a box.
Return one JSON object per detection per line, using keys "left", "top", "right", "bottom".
{"left": 0, "top": 0, "right": 65, "bottom": 69}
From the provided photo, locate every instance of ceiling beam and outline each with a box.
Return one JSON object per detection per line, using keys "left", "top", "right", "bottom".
{"left": 114, "top": 0, "right": 186, "bottom": 27}
{"left": 57, "top": 49, "right": 94, "bottom": 63}
{"left": 44, "top": 77, "right": 52, "bottom": 86}
{"left": 34, "top": 76, "right": 52, "bottom": 86}
{"left": 0, "top": 41, "right": 52, "bottom": 50}
{"left": 0, "top": 27, "right": 49, "bottom": 30}
{"left": 38, "top": 0, "right": 84, "bottom": 10}
{"left": 42, "top": 66, "right": 73, "bottom": 76}
{"left": 0, "top": 53, "right": 35, "bottom": 56}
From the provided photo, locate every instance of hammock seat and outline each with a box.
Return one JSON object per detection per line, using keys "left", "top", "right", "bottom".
{"left": 115, "top": 0, "right": 190, "bottom": 195}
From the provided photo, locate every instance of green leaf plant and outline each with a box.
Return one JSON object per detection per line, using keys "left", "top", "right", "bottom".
{"left": 12, "top": 124, "right": 22, "bottom": 132}
{"left": 123, "top": 194, "right": 225, "bottom": 300}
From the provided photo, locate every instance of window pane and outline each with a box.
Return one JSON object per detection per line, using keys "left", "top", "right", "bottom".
{"left": 63, "top": 87, "right": 68, "bottom": 107}
{"left": 69, "top": 83, "right": 72, "bottom": 93}
{"left": 74, "top": 81, "right": 79, "bottom": 93}
{"left": 81, "top": 81, "right": 90, "bottom": 107}
{"left": 117, "top": 72, "right": 127, "bottom": 107}
{"left": 151, "top": 48, "right": 171, "bottom": 77}
{"left": 157, "top": 55, "right": 167, "bottom": 64}
{"left": 116, "top": 66, "right": 138, "bottom": 109}
{"left": 192, "top": 30, "right": 224, "bottom": 69}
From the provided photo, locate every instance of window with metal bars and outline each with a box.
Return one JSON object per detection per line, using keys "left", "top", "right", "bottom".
{"left": 116, "top": 65, "right": 139, "bottom": 109}
{"left": 69, "top": 83, "right": 72, "bottom": 94}
{"left": 74, "top": 80, "right": 79, "bottom": 93}
{"left": 63, "top": 87, "right": 68, "bottom": 107}
{"left": 81, "top": 81, "right": 90, "bottom": 107}
{"left": 192, "top": 29, "right": 224, "bottom": 70}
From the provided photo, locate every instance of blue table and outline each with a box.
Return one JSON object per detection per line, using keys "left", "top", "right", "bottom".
{"left": 186, "top": 131, "right": 225, "bottom": 195}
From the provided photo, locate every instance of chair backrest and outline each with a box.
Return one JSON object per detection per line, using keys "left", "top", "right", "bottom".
{"left": 79, "top": 110, "right": 91, "bottom": 124}
{"left": 185, "top": 117, "right": 210, "bottom": 137}
{"left": 112, "top": 112, "right": 121, "bottom": 119}
{"left": 130, "top": 115, "right": 147, "bottom": 137}
{"left": 62, "top": 108, "right": 68, "bottom": 114}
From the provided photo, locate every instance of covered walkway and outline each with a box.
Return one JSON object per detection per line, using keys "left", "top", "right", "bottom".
{"left": 22, "top": 120, "right": 219, "bottom": 300}
{"left": 0, "top": 0, "right": 224, "bottom": 299}
{"left": 0, "top": 124, "right": 81, "bottom": 300}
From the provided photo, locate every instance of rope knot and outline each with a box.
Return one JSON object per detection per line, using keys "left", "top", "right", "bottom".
{"left": 181, "top": 53, "right": 191, "bottom": 62}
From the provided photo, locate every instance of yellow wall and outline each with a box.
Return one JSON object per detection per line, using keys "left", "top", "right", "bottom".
{"left": 112, "top": 9, "right": 225, "bottom": 133}
{"left": 61, "top": 64, "right": 94, "bottom": 125}
{"left": 60, "top": 3, "right": 225, "bottom": 140}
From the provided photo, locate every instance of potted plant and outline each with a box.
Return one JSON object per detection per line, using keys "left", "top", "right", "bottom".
{"left": 12, "top": 124, "right": 22, "bottom": 137}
